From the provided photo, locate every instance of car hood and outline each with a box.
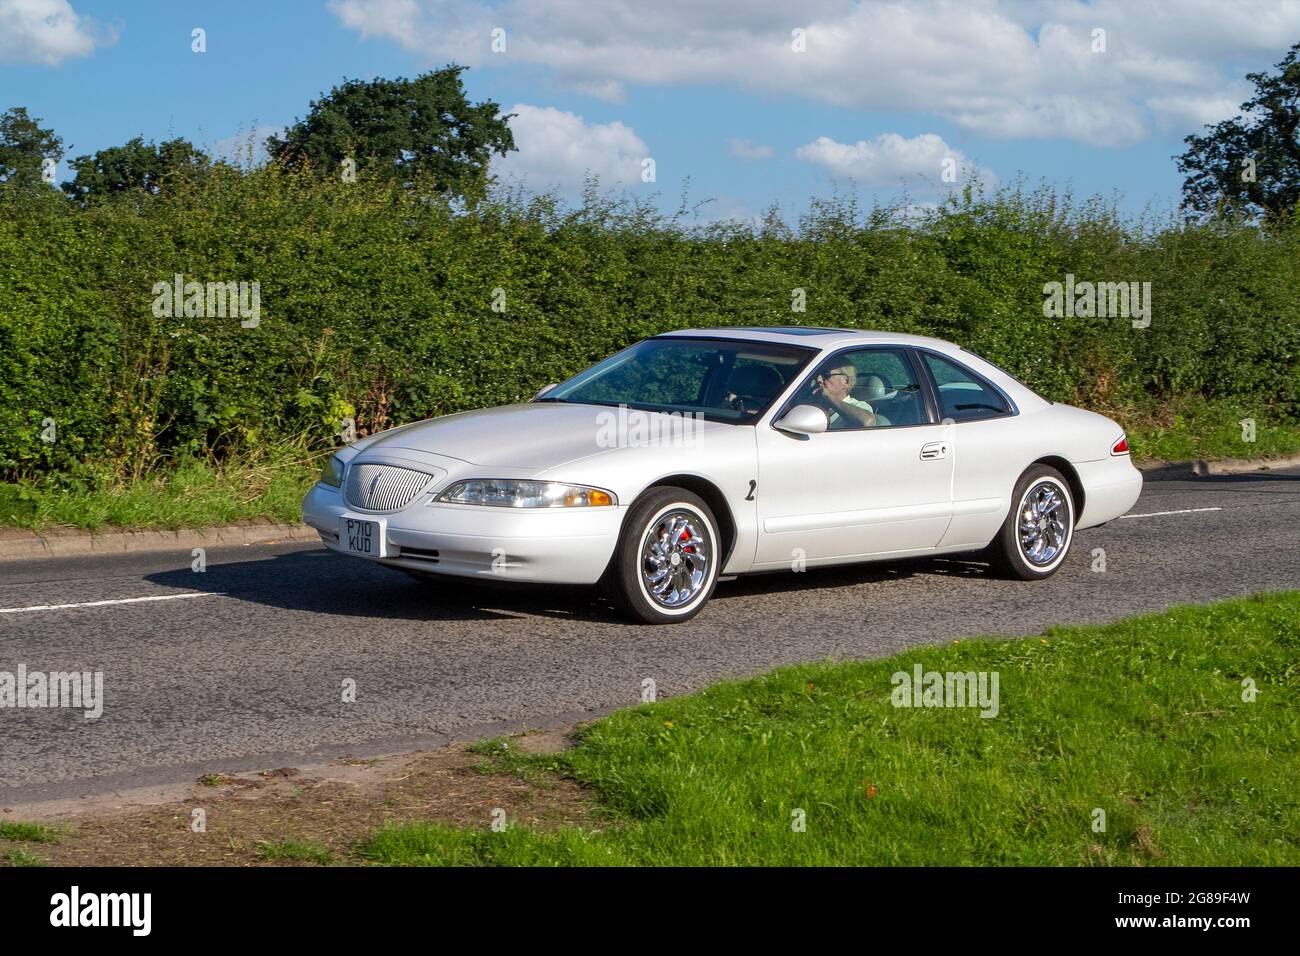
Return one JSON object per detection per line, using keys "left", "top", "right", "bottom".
{"left": 350, "top": 402, "right": 727, "bottom": 471}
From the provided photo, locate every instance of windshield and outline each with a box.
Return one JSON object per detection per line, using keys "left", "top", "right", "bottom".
{"left": 538, "top": 337, "right": 816, "bottom": 423}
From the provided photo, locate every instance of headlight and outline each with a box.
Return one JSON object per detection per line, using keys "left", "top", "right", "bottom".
{"left": 435, "top": 480, "right": 616, "bottom": 508}
{"left": 319, "top": 454, "right": 344, "bottom": 488}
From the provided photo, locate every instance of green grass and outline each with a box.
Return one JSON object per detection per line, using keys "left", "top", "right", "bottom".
{"left": 362, "top": 592, "right": 1300, "bottom": 866}
{"left": 0, "top": 456, "right": 317, "bottom": 532}
{"left": 254, "top": 840, "right": 333, "bottom": 865}
{"left": 2, "top": 848, "right": 45, "bottom": 867}
{"left": 1124, "top": 401, "right": 1300, "bottom": 462}
{"left": 0, "top": 822, "right": 64, "bottom": 843}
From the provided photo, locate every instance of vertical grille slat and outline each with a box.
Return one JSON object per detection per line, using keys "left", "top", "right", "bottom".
{"left": 344, "top": 463, "right": 435, "bottom": 512}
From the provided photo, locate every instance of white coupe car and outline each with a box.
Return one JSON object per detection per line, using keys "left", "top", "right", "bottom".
{"left": 302, "top": 327, "right": 1142, "bottom": 623}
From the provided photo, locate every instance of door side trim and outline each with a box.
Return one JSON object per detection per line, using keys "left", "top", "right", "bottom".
{"left": 764, "top": 500, "right": 952, "bottom": 534}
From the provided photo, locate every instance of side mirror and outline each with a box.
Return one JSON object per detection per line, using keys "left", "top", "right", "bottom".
{"left": 533, "top": 383, "right": 558, "bottom": 401}
{"left": 774, "top": 404, "right": 829, "bottom": 436}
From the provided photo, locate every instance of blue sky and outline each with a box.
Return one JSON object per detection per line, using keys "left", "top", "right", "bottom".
{"left": 2, "top": 1, "right": 1296, "bottom": 223}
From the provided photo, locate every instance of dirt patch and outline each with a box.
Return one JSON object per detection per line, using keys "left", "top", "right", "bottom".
{"left": 0, "top": 736, "right": 592, "bottom": 867}
{"left": 514, "top": 728, "right": 577, "bottom": 755}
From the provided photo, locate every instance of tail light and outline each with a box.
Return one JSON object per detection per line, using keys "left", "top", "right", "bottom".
{"left": 1111, "top": 435, "right": 1130, "bottom": 455}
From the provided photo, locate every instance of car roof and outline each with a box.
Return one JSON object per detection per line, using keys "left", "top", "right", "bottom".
{"left": 656, "top": 326, "right": 957, "bottom": 351}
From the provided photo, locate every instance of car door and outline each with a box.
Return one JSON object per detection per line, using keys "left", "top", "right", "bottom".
{"left": 916, "top": 349, "right": 1024, "bottom": 550}
{"left": 751, "top": 346, "right": 954, "bottom": 569}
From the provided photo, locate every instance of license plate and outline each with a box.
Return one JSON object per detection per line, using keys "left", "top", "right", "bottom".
{"left": 340, "top": 516, "right": 386, "bottom": 558}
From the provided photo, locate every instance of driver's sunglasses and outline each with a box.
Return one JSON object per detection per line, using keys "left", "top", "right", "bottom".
{"left": 823, "top": 371, "right": 853, "bottom": 380}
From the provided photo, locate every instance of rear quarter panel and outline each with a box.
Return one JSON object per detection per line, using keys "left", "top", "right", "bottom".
{"left": 939, "top": 402, "right": 1136, "bottom": 548}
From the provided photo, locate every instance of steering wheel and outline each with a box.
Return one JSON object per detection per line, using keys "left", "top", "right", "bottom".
{"left": 725, "top": 391, "right": 765, "bottom": 415}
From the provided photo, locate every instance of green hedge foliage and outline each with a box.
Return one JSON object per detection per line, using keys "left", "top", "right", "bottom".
{"left": 1, "top": 168, "right": 1297, "bottom": 481}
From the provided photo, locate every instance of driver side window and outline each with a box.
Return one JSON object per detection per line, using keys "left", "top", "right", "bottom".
{"left": 798, "top": 347, "right": 925, "bottom": 430}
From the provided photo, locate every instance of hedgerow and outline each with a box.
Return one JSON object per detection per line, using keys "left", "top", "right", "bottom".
{"left": 1, "top": 168, "right": 1296, "bottom": 482}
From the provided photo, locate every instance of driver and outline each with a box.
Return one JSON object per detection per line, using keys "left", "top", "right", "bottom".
{"left": 812, "top": 361, "right": 876, "bottom": 428}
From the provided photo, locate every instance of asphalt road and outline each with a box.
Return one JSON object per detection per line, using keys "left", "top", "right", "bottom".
{"left": 2, "top": 468, "right": 1298, "bottom": 803}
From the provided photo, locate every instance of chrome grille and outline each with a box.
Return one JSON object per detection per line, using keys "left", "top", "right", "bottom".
{"left": 344, "top": 463, "right": 435, "bottom": 512}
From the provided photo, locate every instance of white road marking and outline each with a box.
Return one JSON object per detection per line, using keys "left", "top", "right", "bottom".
{"left": 0, "top": 505, "right": 1231, "bottom": 611}
{"left": 1121, "top": 507, "right": 1223, "bottom": 520}
{"left": 0, "top": 592, "right": 214, "bottom": 615}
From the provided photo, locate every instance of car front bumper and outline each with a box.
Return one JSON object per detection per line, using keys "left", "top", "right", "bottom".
{"left": 301, "top": 481, "right": 624, "bottom": 585}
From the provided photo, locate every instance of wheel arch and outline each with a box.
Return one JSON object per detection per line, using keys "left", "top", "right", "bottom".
{"left": 632, "top": 474, "right": 738, "bottom": 568}
{"left": 1029, "top": 456, "right": 1085, "bottom": 525}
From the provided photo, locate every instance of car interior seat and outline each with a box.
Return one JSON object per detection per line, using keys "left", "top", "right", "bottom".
{"left": 725, "top": 364, "right": 785, "bottom": 414}
{"left": 854, "top": 374, "right": 893, "bottom": 426}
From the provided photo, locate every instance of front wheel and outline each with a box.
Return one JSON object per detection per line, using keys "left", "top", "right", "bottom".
{"left": 603, "top": 487, "right": 720, "bottom": 624}
{"left": 988, "top": 465, "right": 1075, "bottom": 580}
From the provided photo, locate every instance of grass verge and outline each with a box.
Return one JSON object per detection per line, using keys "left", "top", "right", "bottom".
{"left": 0, "top": 821, "right": 64, "bottom": 843}
{"left": 255, "top": 840, "right": 334, "bottom": 865}
{"left": 363, "top": 592, "right": 1300, "bottom": 866}
{"left": 1122, "top": 400, "right": 1300, "bottom": 463}
{"left": 0, "top": 456, "right": 316, "bottom": 531}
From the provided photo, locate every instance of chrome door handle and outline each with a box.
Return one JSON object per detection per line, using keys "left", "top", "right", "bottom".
{"left": 919, "top": 441, "right": 949, "bottom": 461}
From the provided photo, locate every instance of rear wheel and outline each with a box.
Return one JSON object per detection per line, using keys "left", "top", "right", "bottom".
{"left": 604, "top": 487, "right": 720, "bottom": 624}
{"left": 989, "top": 465, "right": 1075, "bottom": 580}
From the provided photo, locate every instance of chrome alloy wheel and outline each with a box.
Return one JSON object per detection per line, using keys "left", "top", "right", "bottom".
{"left": 1017, "top": 480, "right": 1070, "bottom": 567}
{"left": 640, "top": 510, "right": 711, "bottom": 608}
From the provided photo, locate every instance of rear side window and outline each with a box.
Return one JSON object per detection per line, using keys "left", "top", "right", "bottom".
{"left": 922, "top": 353, "right": 1012, "bottom": 421}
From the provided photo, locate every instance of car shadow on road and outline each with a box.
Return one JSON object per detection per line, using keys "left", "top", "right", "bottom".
{"left": 144, "top": 547, "right": 615, "bottom": 624}
{"left": 146, "top": 544, "right": 997, "bottom": 625}
{"left": 715, "top": 554, "right": 994, "bottom": 600}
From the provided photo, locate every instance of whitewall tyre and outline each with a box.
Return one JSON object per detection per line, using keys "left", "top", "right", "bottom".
{"left": 605, "top": 487, "right": 720, "bottom": 624}
{"left": 989, "top": 465, "right": 1075, "bottom": 580}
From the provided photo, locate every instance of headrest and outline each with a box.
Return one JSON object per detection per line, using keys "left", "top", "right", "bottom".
{"left": 860, "top": 374, "right": 887, "bottom": 401}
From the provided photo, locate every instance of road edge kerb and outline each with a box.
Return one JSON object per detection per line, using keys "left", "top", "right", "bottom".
{"left": 1136, "top": 452, "right": 1300, "bottom": 481}
{"left": 0, "top": 453, "right": 1296, "bottom": 563}
{"left": 0, "top": 521, "right": 319, "bottom": 563}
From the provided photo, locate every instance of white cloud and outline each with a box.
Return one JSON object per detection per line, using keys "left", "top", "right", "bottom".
{"left": 329, "top": 0, "right": 1300, "bottom": 147}
{"left": 728, "top": 138, "right": 773, "bottom": 160}
{"left": 796, "top": 133, "right": 994, "bottom": 190}
{"left": 1145, "top": 94, "right": 1243, "bottom": 132}
{"left": 565, "top": 77, "right": 626, "bottom": 103}
{"left": 0, "top": 0, "right": 103, "bottom": 65}
{"left": 328, "top": 0, "right": 491, "bottom": 57}
{"left": 494, "top": 104, "right": 649, "bottom": 190}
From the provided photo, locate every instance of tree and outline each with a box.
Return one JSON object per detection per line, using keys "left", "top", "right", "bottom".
{"left": 266, "top": 66, "right": 515, "bottom": 197}
{"left": 62, "top": 136, "right": 212, "bottom": 202}
{"left": 0, "top": 107, "right": 64, "bottom": 189}
{"left": 1177, "top": 42, "right": 1300, "bottom": 220}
